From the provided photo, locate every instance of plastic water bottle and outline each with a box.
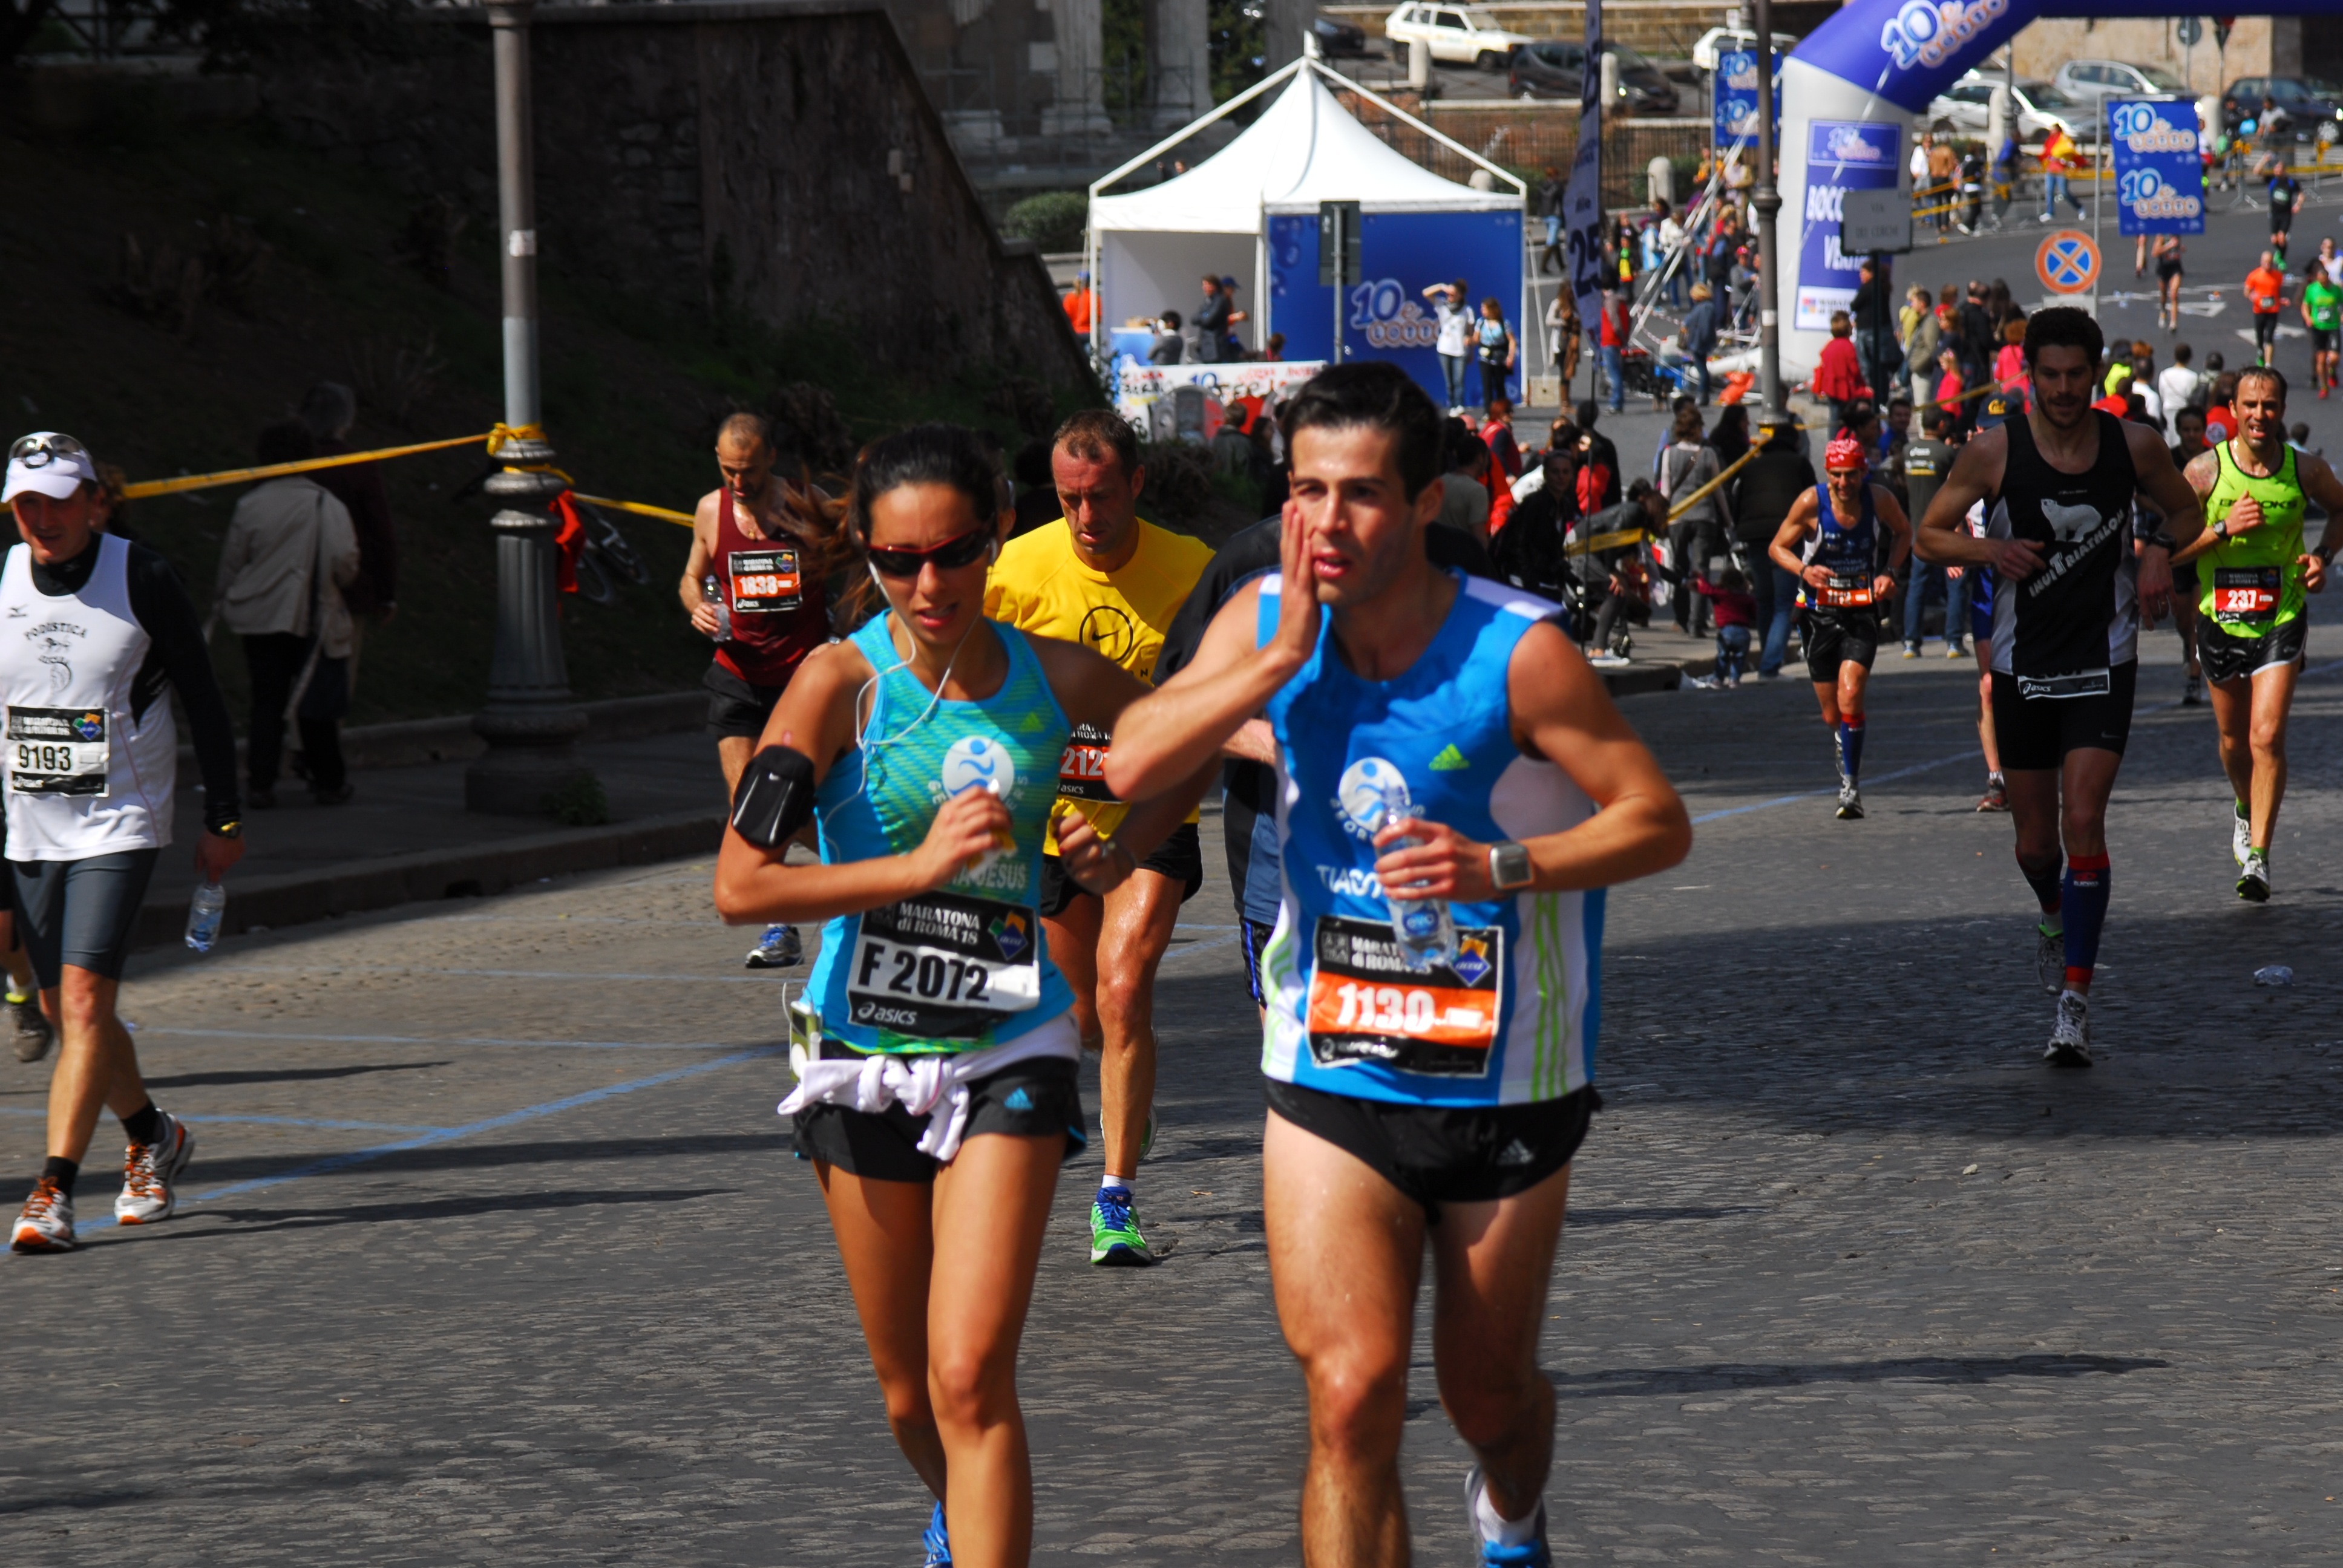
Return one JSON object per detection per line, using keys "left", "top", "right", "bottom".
{"left": 701, "top": 574, "right": 732, "bottom": 642}
{"left": 1372, "top": 779, "right": 1458, "bottom": 972}
{"left": 185, "top": 880, "right": 226, "bottom": 953}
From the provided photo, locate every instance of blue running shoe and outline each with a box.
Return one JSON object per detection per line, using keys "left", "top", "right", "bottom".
{"left": 922, "top": 1500, "right": 951, "bottom": 1567}
{"left": 1089, "top": 1186, "right": 1155, "bottom": 1266}
{"left": 1463, "top": 1466, "right": 1551, "bottom": 1567}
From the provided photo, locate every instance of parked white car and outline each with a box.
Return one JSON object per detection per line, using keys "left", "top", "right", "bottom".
{"left": 1383, "top": 3, "right": 1535, "bottom": 70}
{"left": 2051, "top": 58, "right": 2193, "bottom": 114}
{"left": 1689, "top": 25, "right": 1798, "bottom": 73}
{"left": 1925, "top": 72, "right": 2097, "bottom": 143}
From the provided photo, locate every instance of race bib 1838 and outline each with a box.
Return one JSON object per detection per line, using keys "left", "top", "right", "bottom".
{"left": 727, "top": 548, "right": 802, "bottom": 613}
{"left": 1305, "top": 914, "right": 1502, "bottom": 1077}
{"left": 848, "top": 889, "right": 1041, "bottom": 1044}
{"left": 6, "top": 705, "right": 108, "bottom": 797}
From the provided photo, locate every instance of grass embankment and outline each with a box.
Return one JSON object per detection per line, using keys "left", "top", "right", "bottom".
{"left": 0, "top": 106, "right": 1087, "bottom": 727}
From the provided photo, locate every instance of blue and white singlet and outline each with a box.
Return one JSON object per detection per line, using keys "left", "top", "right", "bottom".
{"left": 1255, "top": 573, "right": 1602, "bottom": 1108}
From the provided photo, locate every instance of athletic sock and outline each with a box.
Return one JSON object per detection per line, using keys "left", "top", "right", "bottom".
{"left": 1837, "top": 716, "right": 1866, "bottom": 782}
{"left": 1099, "top": 1173, "right": 1132, "bottom": 1197}
{"left": 1473, "top": 1475, "right": 1542, "bottom": 1547}
{"left": 2062, "top": 854, "right": 2112, "bottom": 988}
{"left": 40, "top": 1155, "right": 77, "bottom": 1196}
{"left": 121, "top": 1101, "right": 162, "bottom": 1146}
{"left": 2020, "top": 852, "right": 2065, "bottom": 918}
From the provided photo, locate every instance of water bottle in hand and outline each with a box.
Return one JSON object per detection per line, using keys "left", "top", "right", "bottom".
{"left": 701, "top": 574, "right": 732, "bottom": 642}
{"left": 185, "top": 880, "right": 226, "bottom": 954}
{"left": 1372, "top": 779, "right": 1458, "bottom": 973}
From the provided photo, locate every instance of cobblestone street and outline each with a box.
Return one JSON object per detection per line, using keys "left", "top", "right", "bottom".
{"left": 5, "top": 632, "right": 2343, "bottom": 1565}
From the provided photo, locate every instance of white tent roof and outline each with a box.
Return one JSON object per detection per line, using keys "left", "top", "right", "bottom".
{"left": 1090, "top": 70, "right": 1518, "bottom": 235}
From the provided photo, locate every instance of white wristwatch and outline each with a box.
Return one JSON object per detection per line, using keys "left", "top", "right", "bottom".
{"left": 1488, "top": 841, "right": 1535, "bottom": 892}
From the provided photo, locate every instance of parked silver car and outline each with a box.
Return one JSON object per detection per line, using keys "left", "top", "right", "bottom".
{"left": 1925, "top": 72, "right": 2096, "bottom": 143}
{"left": 2051, "top": 58, "right": 2192, "bottom": 113}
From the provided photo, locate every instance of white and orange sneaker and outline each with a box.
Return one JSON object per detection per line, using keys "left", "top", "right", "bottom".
{"left": 11, "top": 1177, "right": 76, "bottom": 1252}
{"left": 115, "top": 1112, "right": 194, "bottom": 1225}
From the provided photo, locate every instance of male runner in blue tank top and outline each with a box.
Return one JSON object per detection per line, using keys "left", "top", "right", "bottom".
{"left": 1107, "top": 363, "right": 1691, "bottom": 1567}
{"left": 1767, "top": 433, "right": 1912, "bottom": 820}
{"left": 1913, "top": 307, "right": 2206, "bottom": 1067}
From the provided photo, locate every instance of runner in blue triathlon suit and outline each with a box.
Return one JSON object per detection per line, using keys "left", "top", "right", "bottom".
{"left": 1913, "top": 309, "right": 2206, "bottom": 1067}
{"left": 1106, "top": 364, "right": 1691, "bottom": 1567}
{"left": 713, "top": 425, "right": 1212, "bottom": 1568}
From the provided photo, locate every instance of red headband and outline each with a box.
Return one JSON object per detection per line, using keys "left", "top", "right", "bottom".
{"left": 1824, "top": 436, "right": 1869, "bottom": 473}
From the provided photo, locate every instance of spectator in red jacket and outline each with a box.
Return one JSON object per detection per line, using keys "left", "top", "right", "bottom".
{"left": 1812, "top": 310, "right": 1869, "bottom": 432}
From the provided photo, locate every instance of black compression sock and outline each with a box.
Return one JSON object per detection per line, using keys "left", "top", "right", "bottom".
{"left": 41, "top": 1155, "right": 77, "bottom": 1195}
{"left": 2019, "top": 854, "right": 2065, "bottom": 918}
{"left": 121, "top": 1102, "right": 161, "bottom": 1146}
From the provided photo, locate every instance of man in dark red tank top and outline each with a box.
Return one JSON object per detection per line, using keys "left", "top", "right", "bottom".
{"left": 681, "top": 412, "right": 832, "bottom": 968}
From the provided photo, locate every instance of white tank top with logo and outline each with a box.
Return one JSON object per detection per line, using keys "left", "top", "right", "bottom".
{"left": 0, "top": 535, "right": 177, "bottom": 860}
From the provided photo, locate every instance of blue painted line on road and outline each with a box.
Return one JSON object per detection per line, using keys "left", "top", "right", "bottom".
{"left": 0, "top": 1108, "right": 445, "bottom": 1134}
{"left": 65, "top": 1045, "right": 782, "bottom": 1237}
{"left": 140, "top": 1027, "right": 755, "bottom": 1053}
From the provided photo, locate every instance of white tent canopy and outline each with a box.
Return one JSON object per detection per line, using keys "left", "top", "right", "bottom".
{"left": 1088, "top": 62, "right": 1518, "bottom": 355}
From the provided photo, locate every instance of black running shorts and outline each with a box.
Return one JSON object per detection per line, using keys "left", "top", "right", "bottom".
{"left": 791, "top": 1048, "right": 1086, "bottom": 1183}
{"left": 2197, "top": 615, "right": 2306, "bottom": 684}
{"left": 10, "top": 848, "right": 162, "bottom": 987}
{"left": 1263, "top": 1077, "right": 1598, "bottom": 1216}
{"left": 2312, "top": 327, "right": 2338, "bottom": 356}
{"left": 1239, "top": 917, "right": 1277, "bottom": 1007}
{"left": 704, "top": 662, "right": 785, "bottom": 741}
{"left": 1804, "top": 611, "right": 1880, "bottom": 684}
{"left": 1038, "top": 820, "right": 1204, "bottom": 918}
{"left": 1990, "top": 661, "right": 2137, "bottom": 771}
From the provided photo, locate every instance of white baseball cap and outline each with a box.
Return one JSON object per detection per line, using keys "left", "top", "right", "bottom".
{"left": 3, "top": 433, "right": 99, "bottom": 503}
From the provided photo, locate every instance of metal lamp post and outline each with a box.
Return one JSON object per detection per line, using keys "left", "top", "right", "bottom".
{"left": 1750, "top": 0, "right": 1784, "bottom": 420}
{"left": 467, "top": 0, "right": 591, "bottom": 815}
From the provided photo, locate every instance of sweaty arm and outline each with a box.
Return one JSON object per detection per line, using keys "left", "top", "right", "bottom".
{"left": 1766, "top": 492, "right": 1817, "bottom": 579}
{"left": 120, "top": 544, "right": 242, "bottom": 832}
{"left": 1106, "top": 508, "right": 1322, "bottom": 801}
{"left": 2300, "top": 454, "right": 2343, "bottom": 592}
{"left": 1912, "top": 430, "right": 2045, "bottom": 577}
{"left": 1872, "top": 485, "right": 1914, "bottom": 590}
{"left": 1369, "top": 621, "right": 1691, "bottom": 903}
{"left": 1026, "top": 636, "right": 1220, "bottom": 882}
{"left": 678, "top": 494, "right": 722, "bottom": 632}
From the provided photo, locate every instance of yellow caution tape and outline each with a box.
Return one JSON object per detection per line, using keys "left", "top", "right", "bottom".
{"left": 574, "top": 493, "right": 696, "bottom": 527}
{"left": 1564, "top": 526, "right": 1647, "bottom": 557}
{"left": 120, "top": 431, "right": 495, "bottom": 500}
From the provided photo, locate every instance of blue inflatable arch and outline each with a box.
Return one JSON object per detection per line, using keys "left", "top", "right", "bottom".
{"left": 1775, "top": 0, "right": 2328, "bottom": 374}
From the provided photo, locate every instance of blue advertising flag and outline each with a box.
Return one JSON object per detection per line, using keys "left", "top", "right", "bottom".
{"left": 1562, "top": 0, "right": 1607, "bottom": 348}
{"left": 1711, "top": 50, "right": 1779, "bottom": 151}
{"left": 1795, "top": 120, "right": 1902, "bottom": 333}
{"left": 2107, "top": 97, "right": 2206, "bottom": 237}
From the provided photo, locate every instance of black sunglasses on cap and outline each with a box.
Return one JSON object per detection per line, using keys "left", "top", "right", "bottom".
{"left": 8, "top": 433, "right": 88, "bottom": 468}
{"left": 865, "top": 526, "right": 994, "bottom": 579}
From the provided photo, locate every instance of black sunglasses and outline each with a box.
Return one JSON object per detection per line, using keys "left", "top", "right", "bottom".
{"left": 866, "top": 526, "right": 993, "bottom": 579}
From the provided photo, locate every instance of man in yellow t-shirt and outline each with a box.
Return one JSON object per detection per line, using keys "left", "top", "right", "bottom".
{"left": 985, "top": 409, "right": 1213, "bottom": 1267}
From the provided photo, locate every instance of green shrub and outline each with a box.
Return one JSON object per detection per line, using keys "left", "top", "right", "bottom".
{"left": 1002, "top": 191, "right": 1089, "bottom": 253}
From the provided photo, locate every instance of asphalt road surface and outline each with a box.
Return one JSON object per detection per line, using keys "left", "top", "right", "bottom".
{"left": 7, "top": 610, "right": 2343, "bottom": 1564}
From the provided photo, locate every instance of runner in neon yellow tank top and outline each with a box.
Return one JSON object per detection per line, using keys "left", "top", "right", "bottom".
{"left": 713, "top": 424, "right": 1214, "bottom": 1568}
{"left": 2172, "top": 367, "right": 2343, "bottom": 901}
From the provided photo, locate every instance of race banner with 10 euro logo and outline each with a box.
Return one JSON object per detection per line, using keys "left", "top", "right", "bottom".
{"left": 2108, "top": 98, "right": 2205, "bottom": 237}
{"left": 7, "top": 706, "right": 109, "bottom": 796}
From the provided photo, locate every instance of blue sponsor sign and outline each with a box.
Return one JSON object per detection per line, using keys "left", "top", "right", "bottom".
{"left": 1711, "top": 49, "right": 1780, "bottom": 149}
{"left": 2106, "top": 97, "right": 2205, "bottom": 237}
{"left": 1795, "top": 120, "right": 1902, "bottom": 332}
{"left": 1270, "top": 209, "right": 1523, "bottom": 407}
{"left": 1789, "top": 0, "right": 2025, "bottom": 113}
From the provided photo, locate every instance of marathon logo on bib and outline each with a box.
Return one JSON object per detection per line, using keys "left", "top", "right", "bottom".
{"left": 1305, "top": 914, "right": 1501, "bottom": 1077}
{"left": 727, "top": 548, "right": 802, "bottom": 613}
{"left": 1056, "top": 721, "right": 1118, "bottom": 803}
{"left": 6, "top": 705, "right": 108, "bottom": 797}
{"left": 1818, "top": 574, "right": 1875, "bottom": 609}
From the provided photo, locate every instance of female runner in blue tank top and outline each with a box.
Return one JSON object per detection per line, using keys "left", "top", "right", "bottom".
{"left": 714, "top": 425, "right": 1211, "bottom": 1568}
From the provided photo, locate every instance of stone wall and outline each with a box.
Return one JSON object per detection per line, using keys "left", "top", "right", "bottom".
{"left": 256, "top": 1, "right": 1092, "bottom": 391}
{"left": 2011, "top": 16, "right": 2298, "bottom": 100}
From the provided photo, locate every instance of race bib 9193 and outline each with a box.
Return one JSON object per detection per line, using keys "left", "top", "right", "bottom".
{"left": 6, "top": 705, "right": 108, "bottom": 797}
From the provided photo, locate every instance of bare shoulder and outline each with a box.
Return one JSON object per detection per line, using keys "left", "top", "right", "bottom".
{"left": 2123, "top": 418, "right": 2179, "bottom": 469}
{"left": 788, "top": 636, "right": 873, "bottom": 707}
{"left": 693, "top": 486, "right": 727, "bottom": 531}
{"left": 2182, "top": 446, "right": 2222, "bottom": 494}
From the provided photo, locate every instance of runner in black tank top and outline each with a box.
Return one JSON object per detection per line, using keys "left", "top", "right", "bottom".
{"left": 1908, "top": 309, "right": 2208, "bottom": 1069}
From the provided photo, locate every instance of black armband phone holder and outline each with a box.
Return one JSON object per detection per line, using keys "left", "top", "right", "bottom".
{"left": 730, "top": 745, "right": 817, "bottom": 849}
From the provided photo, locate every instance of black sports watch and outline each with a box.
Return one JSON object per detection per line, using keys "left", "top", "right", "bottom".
{"left": 1488, "top": 841, "right": 1535, "bottom": 892}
